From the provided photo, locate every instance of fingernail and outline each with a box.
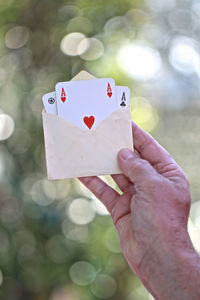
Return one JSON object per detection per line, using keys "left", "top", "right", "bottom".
{"left": 119, "top": 149, "right": 134, "bottom": 161}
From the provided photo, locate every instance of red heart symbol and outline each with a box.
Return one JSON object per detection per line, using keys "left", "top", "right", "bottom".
{"left": 83, "top": 116, "right": 95, "bottom": 130}
{"left": 107, "top": 91, "right": 112, "bottom": 98}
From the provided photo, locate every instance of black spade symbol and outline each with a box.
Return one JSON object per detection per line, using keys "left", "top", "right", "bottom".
{"left": 120, "top": 92, "right": 126, "bottom": 107}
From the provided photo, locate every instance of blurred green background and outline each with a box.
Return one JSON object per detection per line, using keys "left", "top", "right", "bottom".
{"left": 1, "top": 0, "right": 200, "bottom": 299}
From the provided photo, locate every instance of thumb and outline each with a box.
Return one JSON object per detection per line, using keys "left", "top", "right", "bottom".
{"left": 118, "top": 149, "right": 158, "bottom": 185}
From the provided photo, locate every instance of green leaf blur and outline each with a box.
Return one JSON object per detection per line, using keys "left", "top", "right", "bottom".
{"left": 0, "top": 0, "right": 200, "bottom": 299}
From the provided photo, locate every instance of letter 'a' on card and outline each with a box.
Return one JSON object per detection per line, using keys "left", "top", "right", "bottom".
{"left": 55, "top": 78, "right": 118, "bottom": 130}
{"left": 42, "top": 71, "right": 134, "bottom": 180}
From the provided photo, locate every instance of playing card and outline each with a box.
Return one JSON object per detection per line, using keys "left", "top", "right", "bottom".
{"left": 55, "top": 78, "right": 117, "bottom": 130}
{"left": 42, "top": 91, "right": 57, "bottom": 114}
{"left": 116, "top": 86, "right": 130, "bottom": 108}
{"left": 42, "top": 70, "right": 134, "bottom": 179}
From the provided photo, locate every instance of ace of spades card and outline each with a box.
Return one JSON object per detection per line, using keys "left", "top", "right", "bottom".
{"left": 42, "top": 71, "right": 133, "bottom": 179}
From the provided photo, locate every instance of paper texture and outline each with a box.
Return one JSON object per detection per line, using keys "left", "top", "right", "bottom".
{"left": 71, "top": 70, "right": 95, "bottom": 81}
{"left": 42, "top": 106, "right": 133, "bottom": 179}
{"left": 42, "top": 70, "right": 134, "bottom": 180}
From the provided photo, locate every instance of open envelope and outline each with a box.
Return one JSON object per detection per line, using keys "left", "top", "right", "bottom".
{"left": 42, "top": 71, "right": 133, "bottom": 179}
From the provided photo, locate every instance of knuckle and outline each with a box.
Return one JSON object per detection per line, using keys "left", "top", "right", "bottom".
{"left": 177, "top": 178, "right": 191, "bottom": 206}
{"left": 139, "top": 159, "right": 150, "bottom": 169}
{"left": 178, "top": 168, "right": 190, "bottom": 188}
{"left": 87, "top": 177, "right": 99, "bottom": 190}
{"left": 182, "top": 188, "right": 191, "bottom": 208}
{"left": 177, "top": 195, "right": 191, "bottom": 212}
{"left": 181, "top": 172, "right": 189, "bottom": 186}
{"left": 185, "top": 195, "right": 191, "bottom": 208}
{"left": 127, "top": 158, "right": 149, "bottom": 177}
{"left": 175, "top": 182, "right": 191, "bottom": 209}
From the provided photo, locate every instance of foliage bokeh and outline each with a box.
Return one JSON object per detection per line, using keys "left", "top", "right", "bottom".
{"left": 1, "top": 0, "right": 200, "bottom": 299}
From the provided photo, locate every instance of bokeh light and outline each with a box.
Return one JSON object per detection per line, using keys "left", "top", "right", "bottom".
{"left": 78, "top": 180, "right": 93, "bottom": 198}
{"left": 192, "top": 2, "right": 200, "bottom": 18}
{"left": 68, "top": 198, "right": 95, "bottom": 225}
{"left": 5, "top": 26, "right": 29, "bottom": 49}
{"left": 31, "top": 180, "right": 55, "bottom": 206}
{"left": 189, "top": 201, "right": 200, "bottom": 253}
{"left": 54, "top": 180, "right": 70, "bottom": 199}
{"left": 145, "top": 0, "right": 176, "bottom": 12}
{"left": 79, "top": 38, "right": 104, "bottom": 61}
{"left": 62, "top": 220, "right": 89, "bottom": 242}
{"left": 69, "top": 261, "right": 96, "bottom": 286}
{"left": 67, "top": 17, "right": 93, "bottom": 34}
{"left": 104, "top": 227, "right": 121, "bottom": 253}
{"left": 188, "top": 218, "right": 200, "bottom": 253}
{"left": 0, "top": 270, "right": 3, "bottom": 287}
{"left": 132, "top": 97, "right": 159, "bottom": 132}
{"left": 168, "top": 9, "right": 197, "bottom": 34}
{"left": 104, "top": 16, "right": 131, "bottom": 34}
{"left": 118, "top": 43, "right": 162, "bottom": 81}
{"left": 58, "top": 4, "right": 81, "bottom": 20}
{"left": 0, "top": 113, "right": 15, "bottom": 141}
{"left": 90, "top": 274, "right": 117, "bottom": 299}
{"left": 91, "top": 196, "right": 109, "bottom": 216}
{"left": 60, "top": 32, "right": 86, "bottom": 56}
{"left": 169, "top": 36, "right": 200, "bottom": 76}
{"left": 50, "top": 285, "right": 79, "bottom": 300}
{"left": 128, "top": 285, "right": 153, "bottom": 300}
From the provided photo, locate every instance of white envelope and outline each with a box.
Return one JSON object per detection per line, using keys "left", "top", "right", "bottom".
{"left": 42, "top": 71, "right": 133, "bottom": 180}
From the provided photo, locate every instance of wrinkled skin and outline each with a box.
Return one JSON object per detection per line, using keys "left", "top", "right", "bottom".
{"left": 79, "top": 122, "right": 199, "bottom": 300}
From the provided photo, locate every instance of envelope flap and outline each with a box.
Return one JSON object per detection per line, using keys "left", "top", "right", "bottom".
{"left": 96, "top": 106, "right": 131, "bottom": 131}
{"left": 42, "top": 105, "right": 133, "bottom": 179}
{"left": 42, "top": 105, "right": 131, "bottom": 133}
{"left": 71, "top": 70, "right": 96, "bottom": 81}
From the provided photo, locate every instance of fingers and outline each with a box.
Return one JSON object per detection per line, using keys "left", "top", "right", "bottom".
{"left": 111, "top": 151, "right": 141, "bottom": 192}
{"left": 118, "top": 149, "right": 158, "bottom": 185}
{"left": 78, "top": 176, "right": 119, "bottom": 213}
{"left": 111, "top": 174, "right": 137, "bottom": 195}
{"left": 111, "top": 174, "right": 131, "bottom": 191}
{"left": 132, "top": 122, "right": 175, "bottom": 168}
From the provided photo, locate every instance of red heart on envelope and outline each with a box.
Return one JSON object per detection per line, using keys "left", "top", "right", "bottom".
{"left": 83, "top": 116, "right": 95, "bottom": 130}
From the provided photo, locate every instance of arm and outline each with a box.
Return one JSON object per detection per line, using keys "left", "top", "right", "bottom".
{"left": 79, "top": 122, "right": 200, "bottom": 300}
{"left": 140, "top": 238, "right": 200, "bottom": 300}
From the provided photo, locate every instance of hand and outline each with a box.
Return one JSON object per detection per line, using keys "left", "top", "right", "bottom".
{"left": 79, "top": 122, "right": 197, "bottom": 299}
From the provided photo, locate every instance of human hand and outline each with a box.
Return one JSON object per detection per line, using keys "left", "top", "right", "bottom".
{"left": 79, "top": 122, "right": 197, "bottom": 299}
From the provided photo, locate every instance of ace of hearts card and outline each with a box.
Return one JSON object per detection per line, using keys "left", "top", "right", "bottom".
{"left": 55, "top": 78, "right": 118, "bottom": 130}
